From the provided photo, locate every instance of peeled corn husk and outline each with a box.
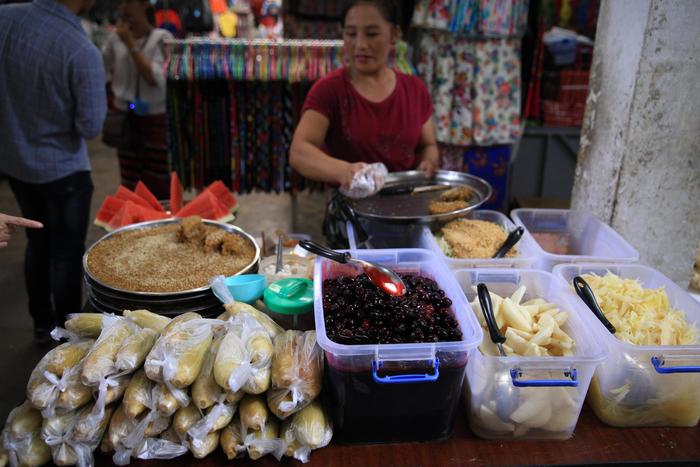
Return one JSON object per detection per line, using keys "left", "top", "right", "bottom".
{"left": 220, "top": 419, "right": 245, "bottom": 460}
{"left": 239, "top": 395, "right": 267, "bottom": 432}
{"left": 115, "top": 328, "right": 158, "bottom": 372}
{"left": 222, "top": 302, "right": 283, "bottom": 339}
{"left": 191, "top": 335, "right": 224, "bottom": 410}
{"left": 17, "top": 434, "right": 52, "bottom": 467}
{"left": 154, "top": 384, "right": 182, "bottom": 416}
{"left": 268, "top": 331, "right": 323, "bottom": 419}
{"left": 188, "top": 430, "right": 219, "bottom": 459}
{"left": 173, "top": 404, "right": 201, "bottom": 439}
{"left": 293, "top": 401, "right": 332, "bottom": 449}
{"left": 64, "top": 313, "right": 104, "bottom": 338}
{"left": 246, "top": 419, "right": 279, "bottom": 460}
{"left": 81, "top": 320, "right": 135, "bottom": 386}
{"left": 160, "top": 312, "right": 201, "bottom": 336}
{"left": 101, "top": 404, "right": 137, "bottom": 453}
{"left": 123, "top": 369, "right": 151, "bottom": 419}
{"left": 8, "top": 402, "right": 43, "bottom": 439}
{"left": 56, "top": 364, "right": 93, "bottom": 413}
{"left": 73, "top": 402, "right": 115, "bottom": 442}
{"left": 46, "top": 340, "right": 94, "bottom": 377}
{"left": 122, "top": 309, "right": 171, "bottom": 334}
{"left": 145, "top": 317, "right": 214, "bottom": 389}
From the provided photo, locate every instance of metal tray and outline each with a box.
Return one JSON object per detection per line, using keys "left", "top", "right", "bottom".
{"left": 83, "top": 219, "right": 260, "bottom": 297}
{"left": 346, "top": 170, "right": 492, "bottom": 224}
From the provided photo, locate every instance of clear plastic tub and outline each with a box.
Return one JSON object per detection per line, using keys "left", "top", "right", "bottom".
{"left": 456, "top": 268, "right": 605, "bottom": 439}
{"left": 346, "top": 220, "right": 424, "bottom": 250}
{"left": 417, "top": 210, "right": 540, "bottom": 269}
{"left": 510, "top": 209, "right": 639, "bottom": 271}
{"left": 553, "top": 263, "right": 700, "bottom": 427}
{"left": 313, "top": 248, "right": 483, "bottom": 443}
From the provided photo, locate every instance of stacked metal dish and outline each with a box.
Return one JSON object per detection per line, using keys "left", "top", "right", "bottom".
{"left": 83, "top": 219, "right": 260, "bottom": 317}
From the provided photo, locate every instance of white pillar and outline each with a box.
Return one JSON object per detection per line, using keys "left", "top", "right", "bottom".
{"left": 571, "top": 0, "right": 700, "bottom": 286}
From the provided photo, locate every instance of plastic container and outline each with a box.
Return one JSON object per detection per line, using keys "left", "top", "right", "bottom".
{"left": 224, "top": 274, "right": 265, "bottom": 303}
{"left": 553, "top": 263, "right": 700, "bottom": 427}
{"left": 346, "top": 219, "right": 424, "bottom": 250}
{"left": 262, "top": 278, "right": 315, "bottom": 330}
{"left": 259, "top": 254, "right": 314, "bottom": 285}
{"left": 510, "top": 209, "right": 639, "bottom": 271}
{"left": 418, "top": 210, "right": 540, "bottom": 269}
{"left": 314, "top": 248, "right": 483, "bottom": 443}
{"left": 456, "top": 268, "right": 605, "bottom": 439}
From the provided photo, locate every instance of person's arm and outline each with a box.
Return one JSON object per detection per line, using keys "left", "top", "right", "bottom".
{"left": 116, "top": 20, "right": 157, "bottom": 86}
{"left": 0, "top": 213, "right": 43, "bottom": 248}
{"left": 416, "top": 117, "right": 439, "bottom": 178}
{"left": 290, "top": 109, "right": 366, "bottom": 187}
{"left": 71, "top": 47, "right": 108, "bottom": 139}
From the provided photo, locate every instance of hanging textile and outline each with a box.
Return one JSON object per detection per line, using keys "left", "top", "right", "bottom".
{"left": 411, "top": 0, "right": 529, "bottom": 37}
{"left": 472, "top": 38, "right": 522, "bottom": 145}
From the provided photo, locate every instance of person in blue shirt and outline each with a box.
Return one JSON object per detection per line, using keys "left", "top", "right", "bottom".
{"left": 0, "top": 0, "right": 107, "bottom": 343}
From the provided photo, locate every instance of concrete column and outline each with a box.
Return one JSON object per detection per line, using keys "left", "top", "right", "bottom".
{"left": 571, "top": 0, "right": 700, "bottom": 286}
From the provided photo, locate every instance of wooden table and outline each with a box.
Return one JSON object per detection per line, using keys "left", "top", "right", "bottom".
{"left": 98, "top": 403, "right": 700, "bottom": 467}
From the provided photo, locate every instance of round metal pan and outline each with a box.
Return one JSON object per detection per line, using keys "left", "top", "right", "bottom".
{"left": 346, "top": 170, "right": 492, "bottom": 224}
{"left": 83, "top": 219, "right": 260, "bottom": 297}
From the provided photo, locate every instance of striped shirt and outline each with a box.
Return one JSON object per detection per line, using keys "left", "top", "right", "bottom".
{"left": 0, "top": 0, "right": 107, "bottom": 183}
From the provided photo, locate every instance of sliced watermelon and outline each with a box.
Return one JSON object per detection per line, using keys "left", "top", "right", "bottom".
{"left": 114, "top": 185, "right": 152, "bottom": 210}
{"left": 135, "top": 181, "right": 165, "bottom": 212}
{"left": 94, "top": 195, "right": 126, "bottom": 228}
{"left": 170, "top": 172, "right": 183, "bottom": 214}
{"left": 136, "top": 206, "right": 170, "bottom": 222}
{"left": 106, "top": 200, "right": 141, "bottom": 231}
{"left": 205, "top": 180, "right": 237, "bottom": 212}
{"left": 175, "top": 190, "right": 234, "bottom": 223}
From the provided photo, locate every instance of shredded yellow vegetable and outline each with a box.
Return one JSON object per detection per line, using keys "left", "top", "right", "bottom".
{"left": 581, "top": 272, "right": 700, "bottom": 346}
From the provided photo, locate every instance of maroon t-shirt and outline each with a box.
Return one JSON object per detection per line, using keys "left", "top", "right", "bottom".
{"left": 301, "top": 67, "right": 433, "bottom": 172}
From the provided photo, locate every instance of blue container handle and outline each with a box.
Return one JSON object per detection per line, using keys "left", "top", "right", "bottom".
{"left": 651, "top": 356, "right": 700, "bottom": 374}
{"left": 372, "top": 358, "right": 440, "bottom": 385}
{"left": 510, "top": 368, "right": 579, "bottom": 387}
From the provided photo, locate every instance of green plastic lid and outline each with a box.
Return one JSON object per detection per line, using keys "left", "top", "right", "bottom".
{"left": 263, "top": 278, "right": 314, "bottom": 315}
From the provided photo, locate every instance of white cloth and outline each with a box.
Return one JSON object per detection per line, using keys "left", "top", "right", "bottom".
{"left": 102, "top": 28, "right": 173, "bottom": 115}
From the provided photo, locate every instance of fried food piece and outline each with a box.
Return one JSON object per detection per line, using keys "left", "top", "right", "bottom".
{"left": 177, "top": 216, "right": 206, "bottom": 245}
{"left": 428, "top": 200, "right": 469, "bottom": 214}
{"left": 203, "top": 229, "right": 227, "bottom": 253}
{"left": 221, "top": 233, "right": 250, "bottom": 257}
{"left": 440, "top": 185, "right": 473, "bottom": 202}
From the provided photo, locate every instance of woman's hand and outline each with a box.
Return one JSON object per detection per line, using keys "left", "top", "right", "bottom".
{"left": 417, "top": 157, "right": 438, "bottom": 178}
{"left": 340, "top": 162, "right": 368, "bottom": 189}
{"left": 116, "top": 19, "right": 136, "bottom": 50}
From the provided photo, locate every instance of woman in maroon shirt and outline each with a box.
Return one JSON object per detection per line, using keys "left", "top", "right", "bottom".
{"left": 290, "top": 0, "right": 439, "bottom": 189}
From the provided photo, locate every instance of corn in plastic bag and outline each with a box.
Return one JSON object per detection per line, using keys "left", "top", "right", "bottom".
{"left": 268, "top": 330, "right": 323, "bottom": 419}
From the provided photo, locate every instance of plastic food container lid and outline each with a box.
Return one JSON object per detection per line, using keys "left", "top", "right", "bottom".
{"left": 264, "top": 278, "right": 314, "bottom": 315}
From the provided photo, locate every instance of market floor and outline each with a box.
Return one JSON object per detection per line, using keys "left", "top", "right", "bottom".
{"left": 0, "top": 138, "right": 327, "bottom": 423}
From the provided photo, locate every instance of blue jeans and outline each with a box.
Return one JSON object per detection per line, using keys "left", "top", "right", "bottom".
{"left": 9, "top": 171, "right": 93, "bottom": 328}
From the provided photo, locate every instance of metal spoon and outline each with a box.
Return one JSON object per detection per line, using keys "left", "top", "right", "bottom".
{"left": 492, "top": 226, "right": 525, "bottom": 259}
{"left": 275, "top": 234, "right": 284, "bottom": 273}
{"left": 299, "top": 240, "right": 407, "bottom": 296}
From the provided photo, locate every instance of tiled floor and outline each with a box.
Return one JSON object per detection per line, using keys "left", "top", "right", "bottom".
{"left": 0, "top": 139, "right": 327, "bottom": 422}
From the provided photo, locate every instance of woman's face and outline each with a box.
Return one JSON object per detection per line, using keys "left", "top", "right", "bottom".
{"left": 118, "top": 0, "right": 148, "bottom": 24}
{"left": 343, "top": 4, "right": 397, "bottom": 74}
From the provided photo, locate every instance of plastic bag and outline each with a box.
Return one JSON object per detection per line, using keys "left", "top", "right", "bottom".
{"left": 122, "top": 309, "right": 171, "bottom": 334}
{"left": 2, "top": 402, "right": 52, "bottom": 467}
{"left": 219, "top": 417, "right": 245, "bottom": 460}
{"left": 245, "top": 418, "right": 285, "bottom": 461}
{"left": 191, "top": 335, "right": 225, "bottom": 410}
{"left": 210, "top": 276, "right": 283, "bottom": 340}
{"left": 213, "top": 313, "right": 273, "bottom": 394}
{"left": 268, "top": 331, "right": 323, "bottom": 419}
{"left": 280, "top": 401, "right": 333, "bottom": 463}
{"left": 115, "top": 328, "right": 158, "bottom": 373}
{"left": 64, "top": 313, "right": 104, "bottom": 339}
{"left": 81, "top": 315, "right": 138, "bottom": 386}
{"left": 144, "top": 317, "right": 221, "bottom": 408}
{"left": 187, "top": 402, "right": 234, "bottom": 451}
{"left": 339, "top": 162, "right": 388, "bottom": 199}
{"left": 42, "top": 404, "right": 113, "bottom": 467}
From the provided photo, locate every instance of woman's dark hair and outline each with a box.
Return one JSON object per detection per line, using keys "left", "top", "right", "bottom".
{"left": 341, "top": 0, "right": 401, "bottom": 27}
